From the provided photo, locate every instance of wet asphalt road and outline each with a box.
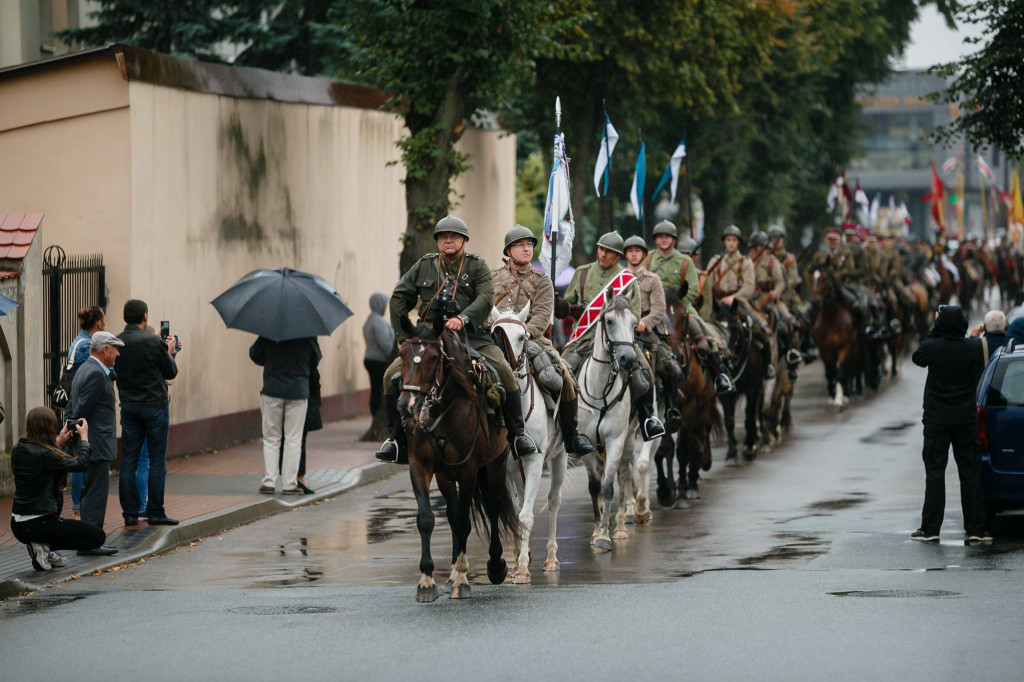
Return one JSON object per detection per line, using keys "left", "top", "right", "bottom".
{"left": 3, "top": 359, "right": 1024, "bottom": 681}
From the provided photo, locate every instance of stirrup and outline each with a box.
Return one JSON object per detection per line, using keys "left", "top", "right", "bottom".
{"left": 785, "top": 349, "right": 802, "bottom": 367}
{"left": 889, "top": 319, "right": 902, "bottom": 334}
{"left": 640, "top": 416, "right": 666, "bottom": 442}
{"left": 571, "top": 434, "right": 594, "bottom": 456}
{"left": 802, "top": 347, "right": 819, "bottom": 363}
{"left": 765, "top": 364, "right": 776, "bottom": 380}
{"left": 513, "top": 432, "right": 538, "bottom": 458}
{"left": 715, "top": 374, "right": 734, "bottom": 395}
{"left": 665, "top": 407, "right": 683, "bottom": 432}
{"left": 374, "top": 439, "right": 400, "bottom": 463}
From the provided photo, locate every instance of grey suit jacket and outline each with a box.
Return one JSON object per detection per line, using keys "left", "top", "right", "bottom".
{"left": 66, "top": 357, "right": 118, "bottom": 462}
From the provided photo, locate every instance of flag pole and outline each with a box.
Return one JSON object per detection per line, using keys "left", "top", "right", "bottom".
{"left": 551, "top": 97, "right": 561, "bottom": 285}
{"left": 602, "top": 99, "right": 612, "bottom": 233}
{"left": 639, "top": 127, "right": 646, "bottom": 241}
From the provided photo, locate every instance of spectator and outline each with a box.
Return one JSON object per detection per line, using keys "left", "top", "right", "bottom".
{"left": 363, "top": 293, "right": 394, "bottom": 417}
{"left": 250, "top": 336, "right": 321, "bottom": 495}
{"left": 278, "top": 353, "right": 322, "bottom": 495}
{"left": 1009, "top": 317, "right": 1024, "bottom": 345}
{"left": 970, "top": 310, "right": 1009, "bottom": 364}
{"left": 115, "top": 300, "right": 180, "bottom": 526}
{"left": 10, "top": 407, "right": 106, "bottom": 569}
{"left": 65, "top": 331, "right": 122, "bottom": 556}
{"left": 910, "top": 305, "right": 989, "bottom": 544}
{"left": 67, "top": 306, "right": 105, "bottom": 521}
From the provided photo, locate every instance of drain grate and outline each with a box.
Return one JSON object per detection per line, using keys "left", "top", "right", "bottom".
{"left": 828, "top": 589, "right": 959, "bottom": 598}
{"left": 228, "top": 605, "right": 340, "bottom": 615}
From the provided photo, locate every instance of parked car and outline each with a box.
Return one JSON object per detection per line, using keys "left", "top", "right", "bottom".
{"left": 977, "top": 338, "right": 1024, "bottom": 524}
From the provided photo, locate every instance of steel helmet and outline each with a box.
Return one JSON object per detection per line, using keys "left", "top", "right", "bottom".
{"left": 722, "top": 225, "right": 744, "bottom": 242}
{"left": 596, "top": 231, "right": 625, "bottom": 255}
{"left": 749, "top": 230, "right": 768, "bottom": 248}
{"left": 652, "top": 220, "right": 678, "bottom": 238}
{"left": 677, "top": 235, "right": 698, "bottom": 254}
{"left": 503, "top": 224, "right": 537, "bottom": 254}
{"left": 433, "top": 215, "right": 469, "bottom": 240}
{"left": 623, "top": 235, "right": 649, "bottom": 254}
{"left": 767, "top": 226, "right": 786, "bottom": 240}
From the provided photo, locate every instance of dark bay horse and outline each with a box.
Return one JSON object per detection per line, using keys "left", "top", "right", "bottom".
{"left": 397, "top": 320, "right": 520, "bottom": 602}
{"left": 714, "top": 301, "right": 765, "bottom": 464}
{"left": 808, "top": 265, "right": 857, "bottom": 409}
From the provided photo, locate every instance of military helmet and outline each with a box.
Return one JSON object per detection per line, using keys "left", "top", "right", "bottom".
{"left": 503, "top": 224, "right": 537, "bottom": 254}
{"left": 722, "top": 225, "right": 744, "bottom": 242}
{"left": 623, "top": 235, "right": 648, "bottom": 254}
{"left": 652, "top": 220, "right": 678, "bottom": 239}
{"left": 767, "top": 226, "right": 786, "bottom": 240}
{"left": 677, "top": 235, "right": 698, "bottom": 254}
{"left": 749, "top": 230, "right": 768, "bottom": 248}
{"left": 434, "top": 215, "right": 469, "bottom": 240}
{"left": 596, "top": 231, "right": 625, "bottom": 255}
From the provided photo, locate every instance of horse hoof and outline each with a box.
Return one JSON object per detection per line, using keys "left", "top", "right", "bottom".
{"left": 449, "top": 582, "right": 472, "bottom": 599}
{"left": 512, "top": 571, "right": 532, "bottom": 585}
{"left": 444, "top": 579, "right": 453, "bottom": 594}
{"left": 624, "top": 515, "right": 635, "bottom": 525}
{"left": 612, "top": 528, "right": 629, "bottom": 540}
{"left": 543, "top": 560, "right": 560, "bottom": 572}
{"left": 487, "top": 558, "right": 508, "bottom": 585}
{"left": 684, "top": 487, "right": 700, "bottom": 500}
{"left": 725, "top": 457, "right": 738, "bottom": 468}
{"left": 592, "top": 537, "right": 613, "bottom": 552}
{"left": 657, "top": 489, "right": 674, "bottom": 508}
{"left": 742, "top": 448, "right": 757, "bottom": 462}
{"left": 673, "top": 498, "right": 692, "bottom": 510}
{"left": 634, "top": 511, "right": 652, "bottom": 525}
{"left": 416, "top": 585, "right": 439, "bottom": 603}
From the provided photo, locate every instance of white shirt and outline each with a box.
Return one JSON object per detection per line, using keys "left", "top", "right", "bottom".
{"left": 90, "top": 355, "right": 111, "bottom": 375}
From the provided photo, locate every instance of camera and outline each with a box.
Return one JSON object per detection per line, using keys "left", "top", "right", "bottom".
{"left": 435, "top": 276, "right": 462, "bottom": 318}
{"left": 65, "top": 418, "right": 81, "bottom": 433}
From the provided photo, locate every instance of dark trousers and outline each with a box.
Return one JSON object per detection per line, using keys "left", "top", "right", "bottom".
{"left": 11, "top": 514, "right": 105, "bottom": 551}
{"left": 364, "top": 359, "right": 388, "bottom": 416}
{"left": 921, "top": 419, "right": 987, "bottom": 536}
{"left": 279, "top": 429, "right": 308, "bottom": 478}
{"left": 81, "top": 460, "right": 110, "bottom": 529}
{"left": 119, "top": 406, "right": 169, "bottom": 520}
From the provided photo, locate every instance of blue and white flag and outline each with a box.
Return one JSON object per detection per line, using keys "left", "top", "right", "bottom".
{"left": 629, "top": 141, "right": 646, "bottom": 221}
{"left": 650, "top": 138, "right": 686, "bottom": 204}
{"left": 542, "top": 132, "right": 574, "bottom": 279}
{"left": 593, "top": 114, "right": 619, "bottom": 196}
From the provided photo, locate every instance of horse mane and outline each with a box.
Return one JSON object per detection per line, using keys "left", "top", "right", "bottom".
{"left": 407, "top": 322, "right": 478, "bottom": 396}
{"left": 602, "top": 294, "right": 633, "bottom": 315}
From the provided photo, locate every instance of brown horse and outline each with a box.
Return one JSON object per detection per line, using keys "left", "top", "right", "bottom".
{"left": 936, "top": 257, "right": 955, "bottom": 305}
{"left": 397, "top": 320, "right": 520, "bottom": 602}
{"left": 657, "top": 300, "right": 723, "bottom": 503}
{"left": 908, "top": 281, "right": 932, "bottom": 341}
{"left": 808, "top": 265, "right": 857, "bottom": 409}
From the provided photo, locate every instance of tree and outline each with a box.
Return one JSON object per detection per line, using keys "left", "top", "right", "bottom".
{"left": 931, "top": 0, "right": 1024, "bottom": 158}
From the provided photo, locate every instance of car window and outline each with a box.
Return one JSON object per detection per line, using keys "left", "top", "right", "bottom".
{"left": 987, "top": 358, "right": 1024, "bottom": 407}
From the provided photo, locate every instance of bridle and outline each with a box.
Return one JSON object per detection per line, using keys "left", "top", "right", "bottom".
{"left": 589, "top": 312, "right": 636, "bottom": 374}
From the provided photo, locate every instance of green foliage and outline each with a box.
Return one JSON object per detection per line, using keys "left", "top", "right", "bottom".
{"left": 931, "top": 0, "right": 1024, "bottom": 158}
{"left": 515, "top": 150, "right": 547, "bottom": 236}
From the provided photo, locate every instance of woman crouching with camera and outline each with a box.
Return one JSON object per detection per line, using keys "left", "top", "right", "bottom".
{"left": 11, "top": 407, "right": 106, "bottom": 570}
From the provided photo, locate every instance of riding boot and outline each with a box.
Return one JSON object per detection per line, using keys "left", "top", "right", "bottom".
{"left": 760, "top": 341, "right": 776, "bottom": 380}
{"left": 800, "top": 330, "right": 819, "bottom": 363}
{"left": 709, "top": 352, "right": 734, "bottom": 394}
{"left": 503, "top": 389, "right": 537, "bottom": 458}
{"left": 637, "top": 387, "right": 666, "bottom": 442}
{"left": 558, "top": 395, "right": 593, "bottom": 456}
{"left": 661, "top": 374, "right": 683, "bottom": 431}
{"left": 374, "top": 394, "right": 408, "bottom": 464}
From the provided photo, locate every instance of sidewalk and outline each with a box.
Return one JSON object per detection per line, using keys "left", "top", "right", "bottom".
{"left": 0, "top": 416, "right": 399, "bottom": 599}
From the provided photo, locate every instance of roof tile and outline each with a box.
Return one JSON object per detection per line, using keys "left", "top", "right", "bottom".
{"left": 19, "top": 213, "right": 43, "bottom": 231}
{"left": 0, "top": 271, "right": 19, "bottom": 281}
{"left": 12, "top": 230, "right": 34, "bottom": 246}
{"left": 2, "top": 245, "right": 30, "bottom": 260}
{"left": 0, "top": 232, "right": 14, "bottom": 246}
{"left": 0, "top": 214, "right": 24, "bottom": 232}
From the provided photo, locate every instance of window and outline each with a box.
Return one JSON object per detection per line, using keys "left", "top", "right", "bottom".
{"left": 987, "top": 358, "right": 1024, "bottom": 407}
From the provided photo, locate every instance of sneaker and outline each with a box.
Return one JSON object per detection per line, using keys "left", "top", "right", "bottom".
{"left": 27, "top": 543, "right": 51, "bottom": 571}
{"left": 281, "top": 486, "right": 305, "bottom": 495}
{"left": 966, "top": 533, "right": 993, "bottom": 545}
{"left": 911, "top": 529, "right": 939, "bottom": 542}
{"left": 47, "top": 550, "right": 69, "bottom": 568}
{"left": 258, "top": 484, "right": 275, "bottom": 494}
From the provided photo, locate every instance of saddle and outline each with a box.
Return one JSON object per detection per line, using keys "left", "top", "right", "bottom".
{"left": 466, "top": 347, "right": 504, "bottom": 411}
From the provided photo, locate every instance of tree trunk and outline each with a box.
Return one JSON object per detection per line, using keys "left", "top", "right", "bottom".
{"left": 568, "top": 91, "right": 598, "bottom": 265}
{"left": 399, "top": 75, "right": 470, "bottom": 272}
{"left": 360, "top": 403, "right": 390, "bottom": 442}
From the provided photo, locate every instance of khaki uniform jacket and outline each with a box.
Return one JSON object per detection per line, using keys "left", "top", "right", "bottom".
{"left": 563, "top": 261, "right": 641, "bottom": 345}
{"left": 751, "top": 250, "right": 785, "bottom": 302}
{"left": 807, "top": 246, "right": 856, "bottom": 283}
{"left": 706, "top": 250, "right": 755, "bottom": 302}
{"left": 883, "top": 246, "right": 905, "bottom": 283}
{"left": 390, "top": 252, "right": 494, "bottom": 350}
{"left": 774, "top": 248, "right": 803, "bottom": 304}
{"left": 631, "top": 267, "right": 667, "bottom": 330}
{"left": 847, "top": 241, "right": 873, "bottom": 285}
{"left": 646, "top": 249, "right": 698, "bottom": 307}
{"left": 491, "top": 260, "right": 553, "bottom": 342}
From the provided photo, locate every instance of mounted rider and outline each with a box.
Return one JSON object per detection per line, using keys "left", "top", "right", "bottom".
{"left": 554, "top": 231, "right": 666, "bottom": 442}
{"left": 749, "top": 230, "right": 802, "bottom": 378}
{"left": 491, "top": 224, "right": 593, "bottom": 456}
{"left": 647, "top": 221, "right": 732, "bottom": 394}
{"left": 807, "top": 226, "right": 873, "bottom": 338}
{"left": 845, "top": 223, "right": 886, "bottom": 337}
{"left": 623, "top": 234, "right": 683, "bottom": 429}
{"left": 706, "top": 225, "right": 776, "bottom": 380}
{"left": 880, "top": 229, "right": 915, "bottom": 323}
{"left": 375, "top": 216, "right": 537, "bottom": 464}
{"left": 768, "top": 225, "right": 818, "bottom": 362}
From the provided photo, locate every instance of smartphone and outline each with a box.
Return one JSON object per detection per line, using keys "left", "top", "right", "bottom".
{"left": 65, "top": 418, "right": 79, "bottom": 433}
{"left": 160, "top": 320, "right": 170, "bottom": 339}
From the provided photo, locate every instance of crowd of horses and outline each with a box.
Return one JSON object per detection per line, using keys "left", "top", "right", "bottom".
{"left": 391, "top": 243, "right": 1021, "bottom": 602}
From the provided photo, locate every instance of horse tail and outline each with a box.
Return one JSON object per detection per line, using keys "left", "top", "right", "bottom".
{"left": 471, "top": 461, "right": 523, "bottom": 543}
{"left": 709, "top": 398, "right": 725, "bottom": 440}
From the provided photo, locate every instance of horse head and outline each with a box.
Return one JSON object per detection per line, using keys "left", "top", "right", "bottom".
{"left": 397, "top": 322, "right": 446, "bottom": 421}
{"left": 491, "top": 301, "right": 531, "bottom": 375}
{"left": 597, "top": 295, "right": 637, "bottom": 372}
{"left": 807, "top": 263, "right": 836, "bottom": 302}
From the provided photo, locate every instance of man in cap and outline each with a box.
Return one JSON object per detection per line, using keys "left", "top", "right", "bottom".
{"left": 623, "top": 235, "right": 683, "bottom": 428}
{"left": 555, "top": 231, "right": 666, "bottom": 441}
{"left": 65, "top": 330, "right": 123, "bottom": 555}
{"left": 749, "top": 231, "right": 801, "bottom": 376}
{"left": 768, "top": 225, "right": 818, "bottom": 362}
{"left": 492, "top": 225, "right": 592, "bottom": 456}
{"left": 375, "top": 216, "right": 537, "bottom": 463}
{"left": 648, "top": 221, "right": 732, "bottom": 394}
{"left": 706, "top": 225, "right": 776, "bottom": 380}
{"left": 807, "top": 226, "right": 872, "bottom": 337}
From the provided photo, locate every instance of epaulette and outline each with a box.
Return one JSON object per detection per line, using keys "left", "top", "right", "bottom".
{"left": 465, "top": 253, "right": 483, "bottom": 261}
{"left": 577, "top": 262, "right": 594, "bottom": 271}
{"left": 419, "top": 252, "right": 439, "bottom": 261}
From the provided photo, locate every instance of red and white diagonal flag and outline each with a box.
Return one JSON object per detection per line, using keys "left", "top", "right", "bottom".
{"left": 977, "top": 154, "right": 998, "bottom": 184}
{"left": 568, "top": 269, "right": 637, "bottom": 345}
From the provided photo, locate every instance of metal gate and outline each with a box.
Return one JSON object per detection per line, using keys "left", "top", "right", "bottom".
{"left": 43, "top": 246, "right": 106, "bottom": 410}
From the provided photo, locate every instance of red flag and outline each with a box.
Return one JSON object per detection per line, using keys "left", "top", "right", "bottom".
{"left": 568, "top": 269, "right": 637, "bottom": 345}
{"left": 921, "top": 158, "right": 946, "bottom": 231}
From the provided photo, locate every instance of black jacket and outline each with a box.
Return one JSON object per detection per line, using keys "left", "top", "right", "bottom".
{"left": 66, "top": 359, "right": 118, "bottom": 462}
{"left": 306, "top": 363, "right": 323, "bottom": 432}
{"left": 912, "top": 306, "right": 984, "bottom": 423}
{"left": 114, "top": 325, "right": 178, "bottom": 407}
{"left": 249, "top": 337, "right": 321, "bottom": 400}
{"left": 11, "top": 438, "right": 92, "bottom": 516}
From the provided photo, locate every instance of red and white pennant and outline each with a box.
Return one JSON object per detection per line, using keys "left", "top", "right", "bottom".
{"left": 568, "top": 269, "right": 637, "bottom": 345}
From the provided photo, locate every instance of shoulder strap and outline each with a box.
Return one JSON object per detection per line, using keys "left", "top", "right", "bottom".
{"left": 645, "top": 253, "right": 652, "bottom": 270}
{"left": 67, "top": 338, "right": 87, "bottom": 370}
{"left": 680, "top": 258, "right": 689, "bottom": 284}
{"left": 981, "top": 335, "right": 990, "bottom": 366}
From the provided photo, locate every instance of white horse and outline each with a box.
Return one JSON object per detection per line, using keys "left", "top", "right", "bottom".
{"left": 491, "top": 303, "right": 568, "bottom": 584}
{"left": 576, "top": 295, "right": 640, "bottom": 551}
{"left": 624, "top": 386, "right": 663, "bottom": 525}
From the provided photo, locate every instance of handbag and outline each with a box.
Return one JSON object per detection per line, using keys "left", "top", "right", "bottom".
{"left": 52, "top": 338, "right": 87, "bottom": 409}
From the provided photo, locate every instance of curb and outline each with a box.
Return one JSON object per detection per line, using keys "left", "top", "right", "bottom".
{"left": 0, "top": 461, "right": 401, "bottom": 601}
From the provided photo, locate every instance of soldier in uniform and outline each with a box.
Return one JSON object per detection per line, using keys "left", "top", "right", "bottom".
{"left": 881, "top": 230, "right": 914, "bottom": 314}
{"left": 375, "top": 216, "right": 537, "bottom": 463}
{"left": 492, "top": 225, "right": 593, "bottom": 456}
{"left": 807, "top": 226, "right": 872, "bottom": 337}
{"left": 706, "top": 225, "right": 776, "bottom": 380}
{"left": 647, "top": 221, "right": 732, "bottom": 394}
{"left": 749, "top": 231, "right": 801, "bottom": 376}
{"left": 623, "top": 235, "right": 683, "bottom": 428}
{"left": 768, "top": 225, "right": 818, "bottom": 362}
{"left": 554, "top": 231, "right": 666, "bottom": 441}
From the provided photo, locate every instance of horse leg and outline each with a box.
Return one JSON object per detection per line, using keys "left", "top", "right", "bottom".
{"left": 722, "top": 395, "right": 738, "bottom": 466}
{"left": 410, "top": 461, "right": 438, "bottom": 603}
{"left": 742, "top": 388, "right": 760, "bottom": 461}
{"left": 614, "top": 460, "right": 631, "bottom": 539}
{"left": 654, "top": 436, "right": 674, "bottom": 508}
{"left": 634, "top": 437, "right": 655, "bottom": 524}
{"left": 436, "top": 476, "right": 459, "bottom": 592}
{"left": 512, "top": 453, "right": 543, "bottom": 585}
{"left": 544, "top": 449, "right": 568, "bottom": 572}
{"left": 448, "top": 468, "right": 476, "bottom": 599}
{"left": 482, "top": 462, "right": 509, "bottom": 586}
{"left": 585, "top": 456, "right": 603, "bottom": 543}
{"left": 593, "top": 431, "right": 626, "bottom": 552}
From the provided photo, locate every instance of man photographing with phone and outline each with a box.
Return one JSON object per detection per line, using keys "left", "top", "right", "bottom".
{"left": 115, "top": 300, "right": 181, "bottom": 526}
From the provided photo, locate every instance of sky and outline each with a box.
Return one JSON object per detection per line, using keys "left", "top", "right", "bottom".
{"left": 899, "top": 5, "right": 986, "bottom": 70}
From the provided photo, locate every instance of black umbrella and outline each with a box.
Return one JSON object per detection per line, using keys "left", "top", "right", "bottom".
{"left": 211, "top": 267, "right": 353, "bottom": 342}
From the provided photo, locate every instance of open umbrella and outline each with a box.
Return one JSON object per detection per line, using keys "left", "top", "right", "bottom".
{"left": 211, "top": 268, "right": 352, "bottom": 342}
{"left": 0, "top": 293, "right": 19, "bottom": 316}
